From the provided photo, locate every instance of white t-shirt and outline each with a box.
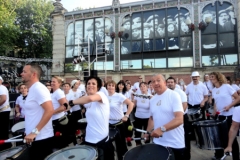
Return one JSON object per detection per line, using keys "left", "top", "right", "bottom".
{"left": 231, "top": 84, "right": 240, "bottom": 92}
{"left": 203, "top": 80, "right": 214, "bottom": 95}
{"left": 185, "top": 82, "right": 208, "bottom": 106}
{"left": 51, "top": 89, "right": 65, "bottom": 120}
{"left": 133, "top": 82, "right": 141, "bottom": 94}
{"left": 99, "top": 87, "right": 108, "bottom": 96}
{"left": 108, "top": 93, "right": 126, "bottom": 124}
{"left": 69, "top": 89, "right": 83, "bottom": 111}
{"left": 173, "top": 88, "right": 188, "bottom": 114}
{"left": 212, "top": 84, "right": 235, "bottom": 116}
{"left": 148, "top": 88, "right": 155, "bottom": 95}
{"left": 134, "top": 94, "right": 151, "bottom": 118}
{"left": 119, "top": 91, "right": 130, "bottom": 113}
{"left": 0, "top": 85, "right": 10, "bottom": 112}
{"left": 232, "top": 107, "right": 240, "bottom": 123}
{"left": 24, "top": 82, "right": 53, "bottom": 141}
{"left": 150, "top": 89, "right": 185, "bottom": 148}
{"left": 175, "top": 84, "right": 181, "bottom": 89}
{"left": 78, "top": 84, "right": 86, "bottom": 93}
{"left": 85, "top": 92, "right": 110, "bottom": 143}
{"left": 15, "top": 95, "right": 25, "bottom": 118}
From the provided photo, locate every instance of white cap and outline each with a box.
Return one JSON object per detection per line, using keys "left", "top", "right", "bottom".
{"left": 0, "top": 76, "right": 3, "bottom": 82}
{"left": 71, "top": 80, "right": 78, "bottom": 87}
{"left": 191, "top": 71, "right": 200, "bottom": 77}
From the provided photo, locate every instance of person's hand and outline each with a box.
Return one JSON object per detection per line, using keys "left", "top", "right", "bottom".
{"left": 121, "top": 116, "right": 128, "bottom": 122}
{"left": 224, "top": 105, "right": 231, "bottom": 111}
{"left": 16, "top": 112, "right": 21, "bottom": 117}
{"left": 24, "top": 133, "right": 37, "bottom": 144}
{"left": 200, "top": 101, "right": 205, "bottom": 108}
{"left": 143, "top": 133, "right": 150, "bottom": 141}
{"left": 224, "top": 146, "right": 232, "bottom": 153}
{"left": 151, "top": 128, "right": 163, "bottom": 138}
{"left": 208, "top": 99, "right": 212, "bottom": 105}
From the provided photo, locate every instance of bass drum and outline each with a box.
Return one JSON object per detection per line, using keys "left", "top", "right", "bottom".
{"left": 45, "top": 145, "right": 97, "bottom": 160}
{"left": 0, "top": 146, "right": 30, "bottom": 160}
{"left": 123, "top": 144, "right": 174, "bottom": 160}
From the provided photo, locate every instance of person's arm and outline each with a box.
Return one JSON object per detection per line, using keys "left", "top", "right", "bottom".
{"left": 72, "top": 94, "right": 102, "bottom": 105}
{"left": 15, "top": 104, "right": 21, "bottom": 117}
{"left": 122, "top": 98, "right": 134, "bottom": 122}
{"left": 182, "top": 102, "right": 188, "bottom": 112}
{"left": 200, "top": 95, "right": 208, "bottom": 107}
{"left": 224, "top": 92, "right": 240, "bottom": 111}
{"left": 0, "top": 94, "right": 6, "bottom": 106}
{"left": 53, "top": 98, "right": 67, "bottom": 114}
{"left": 24, "top": 101, "right": 54, "bottom": 144}
{"left": 224, "top": 121, "right": 239, "bottom": 153}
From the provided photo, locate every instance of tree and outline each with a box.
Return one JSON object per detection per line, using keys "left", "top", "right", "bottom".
{"left": 14, "top": 0, "right": 54, "bottom": 58}
{"left": 0, "top": 0, "right": 21, "bottom": 52}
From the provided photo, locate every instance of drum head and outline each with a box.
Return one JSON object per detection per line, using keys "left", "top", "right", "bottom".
{"left": 124, "top": 144, "right": 170, "bottom": 160}
{"left": 11, "top": 121, "right": 25, "bottom": 133}
{"left": 0, "top": 146, "right": 23, "bottom": 160}
{"left": 78, "top": 118, "right": 87, "bottom": 123}
{"left": 187, "top": 108, "right": 200, "bottom": 115}
{"left": 45, "top": 145, "right": 96, "bottom": 160}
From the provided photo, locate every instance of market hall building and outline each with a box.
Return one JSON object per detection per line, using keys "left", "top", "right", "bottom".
{"left": 50, "top": 0, "right": 240, "bottom": 84}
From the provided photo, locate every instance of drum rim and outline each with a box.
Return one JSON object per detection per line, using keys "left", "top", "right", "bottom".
{"left": 192, "top": 118, "right": 227, "bottom": 126}
{"left": 0, "top": 146, "right": 24, "bottom": 154}
{"left": 123, "top": 143, "right": 171, "bottom": 159}
{"left": 44, "top": 145, "right": 97, "bottom": 160}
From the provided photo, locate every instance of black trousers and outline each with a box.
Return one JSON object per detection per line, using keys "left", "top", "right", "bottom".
{"left": 170, "top": 147, "right": 185, "bottom": 160}
{"left": 183, "top": 114, "right": 191, "bottom": 160}
{"left": 133, "top": 117, "right": 150, "bottom": 145}
{"left": 71, "top": 110, "right": 83, "bottom": 130}
{"left": 214, "top": 115, "right": 239, "bottom": 160}
{"left": 110, "top": 123, "right": 128, "bottom": 160}
{"left": 0, "top": 111, "right": 12, "bottom": 151}
{"left": 30, "top": 137, "right": 53, "bottom": 160}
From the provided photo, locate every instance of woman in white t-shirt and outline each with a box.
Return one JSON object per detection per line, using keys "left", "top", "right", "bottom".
{"left": 210, "top": 72, "right": 240, "bottom": 160}
{"left": 51, "top": 76, "right": 69, "bottom": 149}
{"left": 147, "top": 80, "right": 155, "bottom": 95}
{"left": 15, "top": 83, "right": 28, "bottom": 121}
{"left": 132, "top": 82, "right": 152, "bottom": 146}
{"left": 106, "top": 80, "right": 134, "bottom": 160}
{"left": 69, "top": 76, "right": 114, "bottom": 160}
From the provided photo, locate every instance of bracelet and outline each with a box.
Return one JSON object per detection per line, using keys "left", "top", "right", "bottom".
{"left": 69, "top": 100, "right": 75, "bottom": 107}
{"left": 124, "top": 114, "right": 129, "bottom": 118}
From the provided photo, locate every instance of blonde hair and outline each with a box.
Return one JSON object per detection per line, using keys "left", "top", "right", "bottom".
{"left": 52, "top": 76, "right": 63, "bottom": 85}
{"left": 106, "top": 80, "right": 117, "bottom": 89}
{"left": 209, "top": 72, "right": 227, "bottom": 85}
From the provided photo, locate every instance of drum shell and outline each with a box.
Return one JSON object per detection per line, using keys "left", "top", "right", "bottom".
{"left": 192, "top": 119, "right": 228, "bottom": 150}
{"left": 187, "top": 108, "right": 203, "bottom": 122}
{"left": 123, "top": 143, "right": 174, "bottom": 160}
{"left": 0, "top": 145, "right": 30, "bottom": 160}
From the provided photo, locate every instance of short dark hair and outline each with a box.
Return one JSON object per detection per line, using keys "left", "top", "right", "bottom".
{"left": 63, "top": 83, "right": 71, "bottom": 87}
{"left": 85, "top": 76, "right": 102, "bottom": 91}
{"left": 148, "top": 80, "right": 152, "bottom": 85}
{"left": 26, "top": 63, "right": 43, "bottom": 79}
{"left": 139, "top": 82, "right": 147, "bottom": 87}
{"left": 166, "top": 77, "right": 176, "bottom": 83}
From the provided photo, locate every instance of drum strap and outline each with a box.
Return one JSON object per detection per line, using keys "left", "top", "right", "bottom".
{"left": 0, "top": 105, "right": 9, "bottom": 112}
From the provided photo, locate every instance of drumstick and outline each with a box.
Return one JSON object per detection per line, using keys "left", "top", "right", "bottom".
{"left": 55, "top": 131, "right": 62, "bottom": 137}
{"left": 126, "top": 137, "right": 146, "bottom": 142}
{"left": 128, "top": 126, "right": 151, "bottom": 134}
{"left": 9, "top": 135, "right": 22, "bottom": 140}
{"left": 0, "top": 139, "right": 23, "bottom": 144}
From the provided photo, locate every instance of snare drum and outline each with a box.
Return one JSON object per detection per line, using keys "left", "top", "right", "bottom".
{"left": 78, "top": 118, "right": 87, "bottom": 130}
{"left": 192, "top": 119, "right": 228, "bottom": 150}
{"left": 11, "top": 121, "right": 25, "bottom": 135}
{"left": 187, "top": 108, "right": 202, "bottom": 122}
{"left": 123, "top": 144, "right": 174, "bottom": 160}
{"left": 45, "top": 145, "right": 97, "bottom": 160}
{"left": 0, "top": 146, "right": 30, "bottom": 160}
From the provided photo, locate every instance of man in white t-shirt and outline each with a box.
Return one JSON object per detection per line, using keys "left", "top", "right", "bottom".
{"left": 203, "top": 74, "right": 214, "bottom": 104}
{"left": 166, "top": 77, "right": 190, "bottom": 160}
{"left": 224, "top": 107, "right": 240, "bottom": 154}
{"left": 133, "top": 76, "right": 143, "bottom": 94}
{"left": 21, "top": 63, "right": 54, "bottom": 160}
{"left": 0, "top": 76, "right": 11, "bottom": 151}
{"left": 145, "top": 74, "right": 185, "bottom": 160}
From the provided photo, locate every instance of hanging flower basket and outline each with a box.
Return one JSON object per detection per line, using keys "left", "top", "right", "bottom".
{"left": 110, "top": 32, "right": 115, "bottom": 39}
{"left": 118, "top": 31, "right": 123, "bottom": 38}
{"left": 198, "top": 22, "right": 206, "bottom": 31}
{"left": 188, "top": 23, "right": 195, "bottom": 31}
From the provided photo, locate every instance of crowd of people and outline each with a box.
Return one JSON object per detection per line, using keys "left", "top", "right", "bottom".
{"left": 0, "top": 63, "right": 240, "bottom": 160}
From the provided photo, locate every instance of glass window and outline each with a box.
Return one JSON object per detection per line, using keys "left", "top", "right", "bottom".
{"left": 65, "top": 63, "right": 81, "bottom": 72}
{"left": 201, "top": 5, "right": 216, "bottom": 34}
{"left": 180, "top": 37, "right": 192, "bottom": 50}
{"left": 202, "top": 55, "right": 218, "bottom": 66}
{"left": 66, "top": 46, "right": 81, "bottom": 58}
{"left": 121, "top": 60, "right": 142, "bottom": 69}
{"left": 218, "top": 3, "right": 235, "bottom": 32}
{"left": 220, "top": 54, "right": 237, "bottom": 65}
{"left": 95, "top": 18, "right": 104, "bottom": 43}
{"left": 132, "top": 41, "right": 142, "bottom": 52}
{"left": 167, "top": 8, "right": 178, "bottom": 38}
{"left": 201, "top": 35, "right": 217, "bottom": 49}
{"left": 105, "top": 43, "right": 114, "bottom": 55}
{"left": 121, "top": 42, "right": 131, "bottom": 54}
{"left": 155, "top": 58, "right": 166, "bottom": 68}
{"left": 168, "top": 37, "right": 179, "bottom": 50}
{"left": 219, "top": 33, "right": 235, "bottom": 48}
{"left": 155, "top": 9, "right": 165, "bottom": 38}
{"left": 94, "top": 61, "right": 113, "bottom": 70}
{"left": 75, "top": 21, "right": 83, "bottom": 45}
{"left": 168, "top": 58, "right": 180, "bottom": 67}
{"left": 156, "top": 38, "right": 166, "bottom": 50}
{"left": 121, "top": 15, "right": 131, "bottom": 41}
{"left": 179, "top": 8, "right": 191, "bottom": 35}
{"left": 143, "top": 39, "right": 153, "bottom": 51}
{"left": 66, "top": 23, "right": 74, "bottom": 45}
{"left": 181, "top": 57, "right": 193, "bottom": 67}
{"left": 143, "top": 11, "right": 154, "bottom": 39}
{"left": 143, "top": 59, "right": 154, "bottom": 68}
{"left": 132, "top": 13, "right": 142, "bottom": 40}
{"left": 84, "top": 19, "right": 94, "bottom": 43}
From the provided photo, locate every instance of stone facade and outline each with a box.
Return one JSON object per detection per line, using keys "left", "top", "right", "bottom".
{"left": 51, "top": 0, "right": 239, "bottom": 84}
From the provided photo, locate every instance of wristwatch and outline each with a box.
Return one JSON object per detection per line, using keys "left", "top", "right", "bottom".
{"left": 69, "top": 100, "right": 75, "bottom": 107}
{"left": 31, "top": 128, "right": 40, "bottom": 135}
{"left": 160, "top": 126, "right": 166, "bottom": 132}
{"left": 124, "top": 114, "right": 129, "bottom": 118}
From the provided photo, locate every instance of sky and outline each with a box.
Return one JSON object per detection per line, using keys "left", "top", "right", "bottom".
{"left": 61, "top": 0, "right": 144, "bottom": 11}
